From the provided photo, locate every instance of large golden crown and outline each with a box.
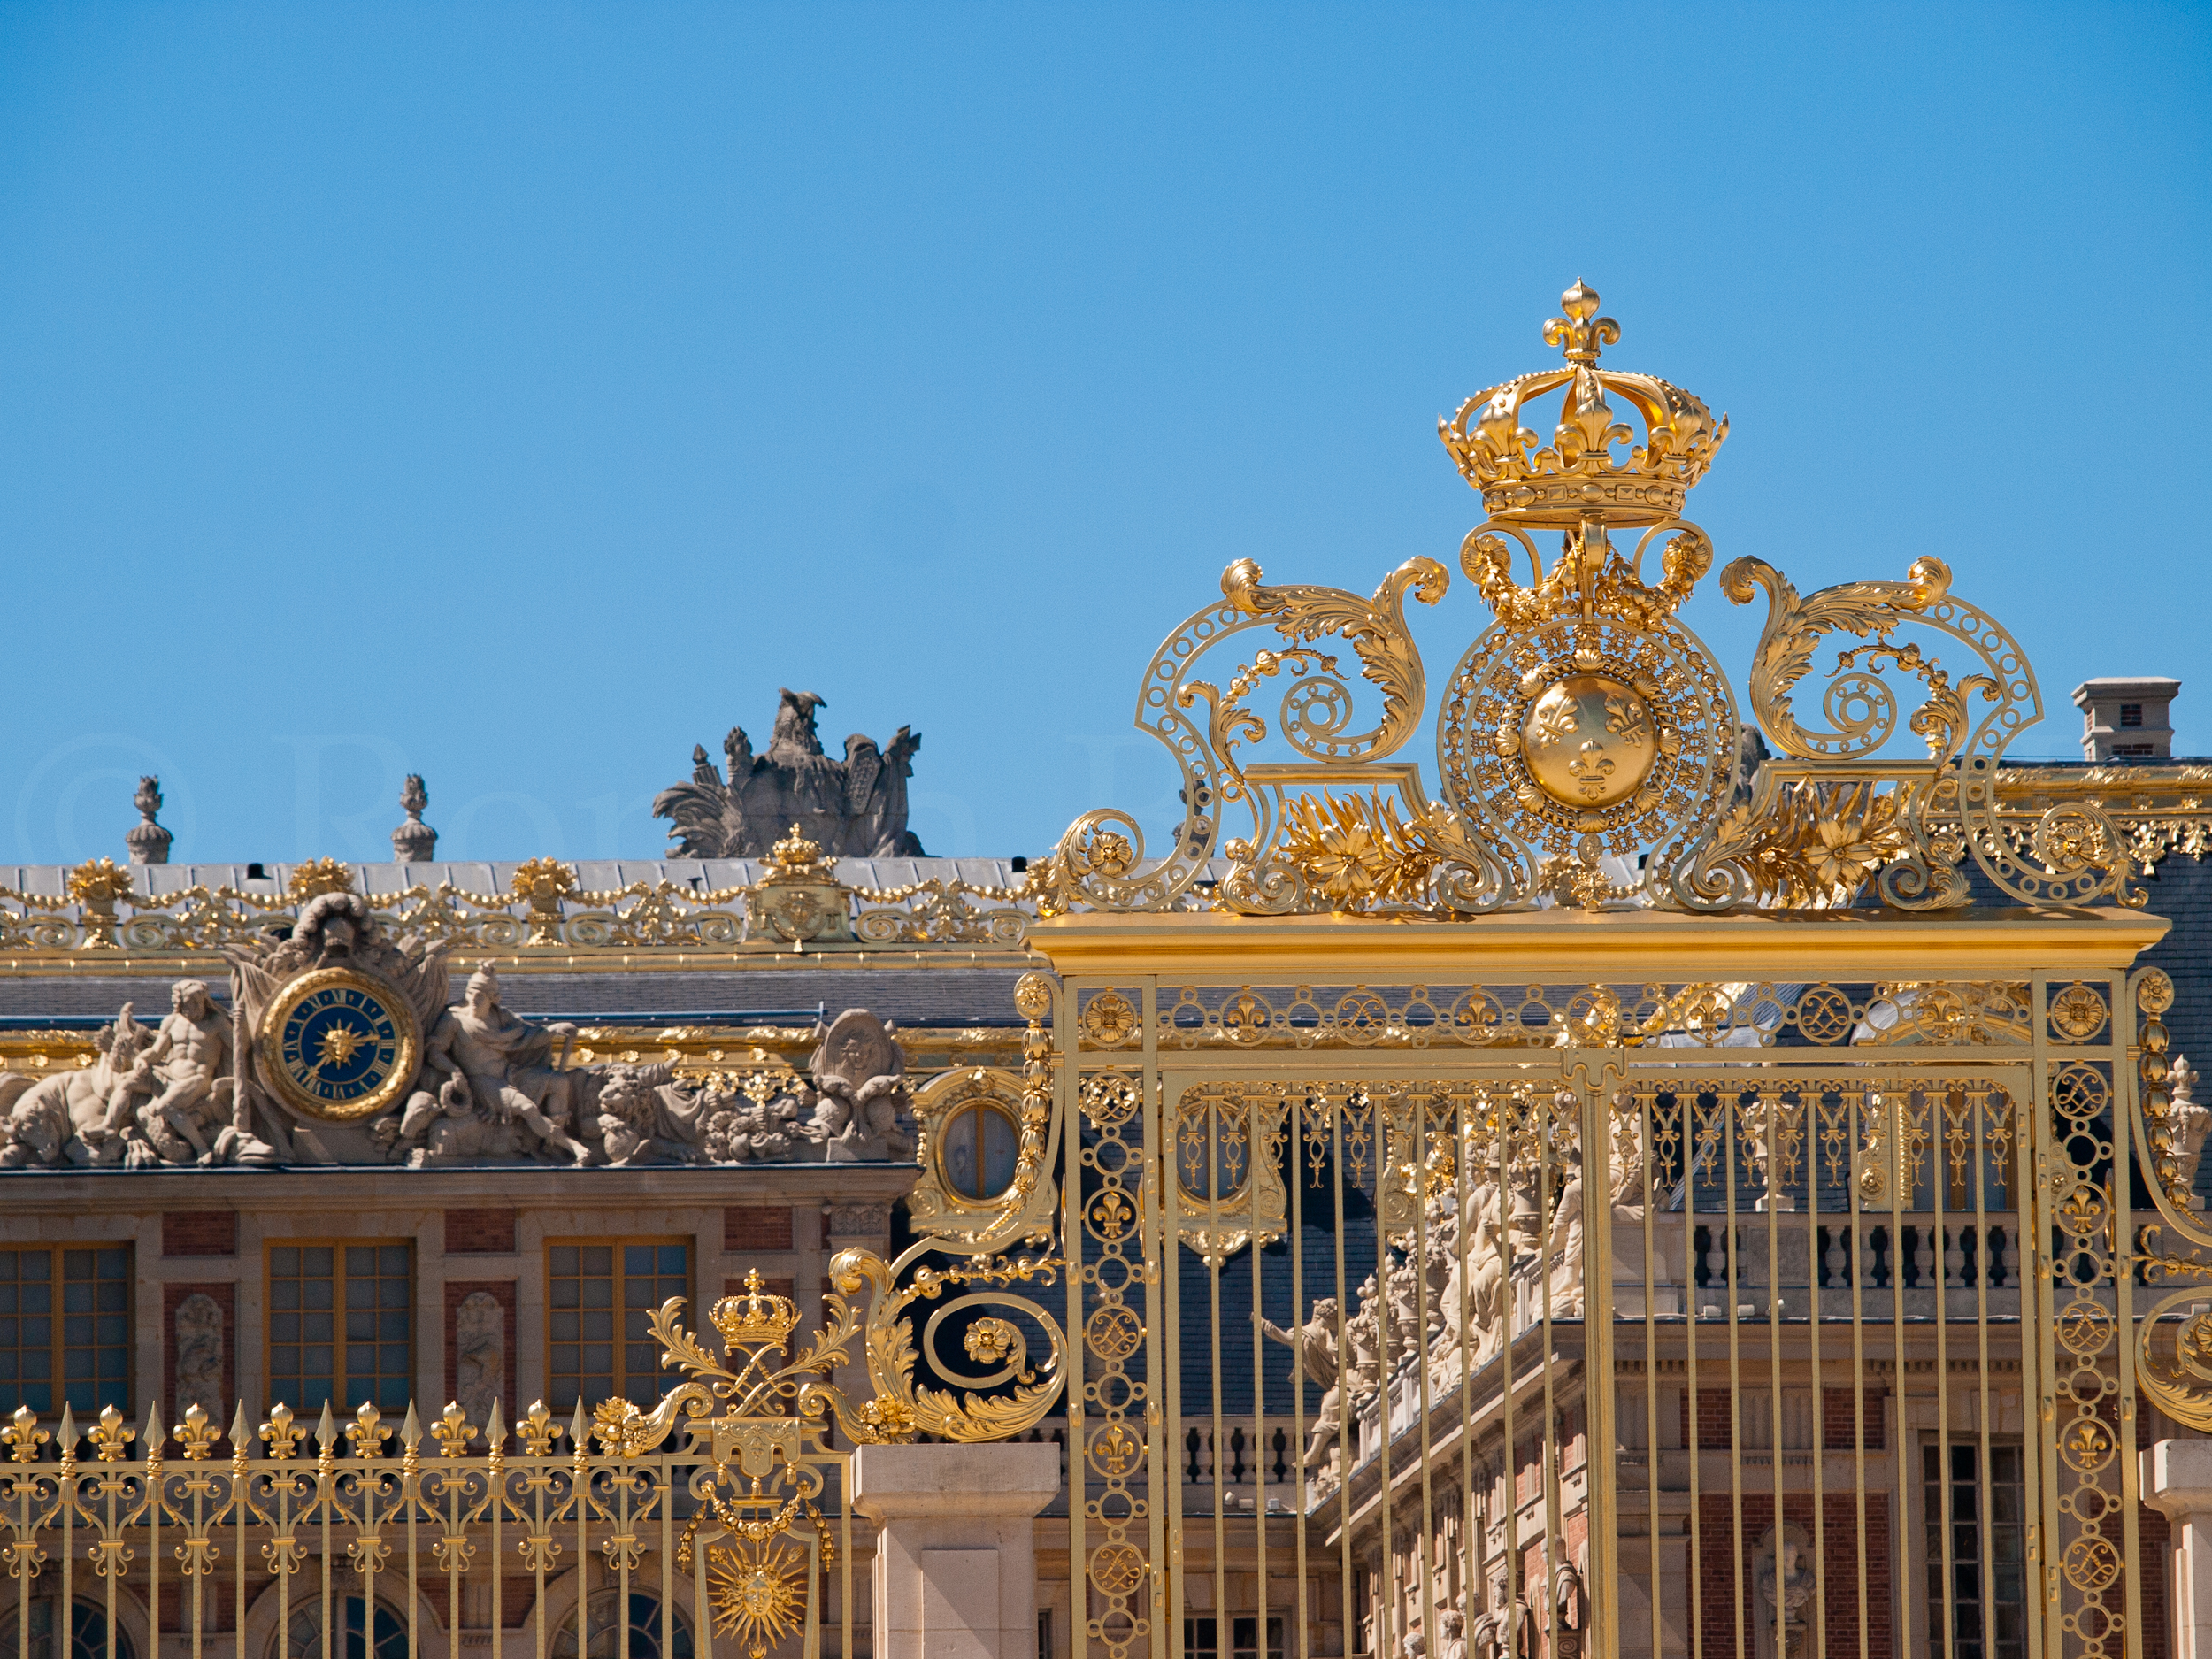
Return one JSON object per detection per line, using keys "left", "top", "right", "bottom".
{"left": 710, "top": 1269, "right": 802, "bottom": 1351}
{"left": 1440, "top": 280, "right": 1727, "bottom": 528}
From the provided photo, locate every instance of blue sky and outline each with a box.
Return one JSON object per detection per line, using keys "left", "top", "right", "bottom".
{"left": 0, "top": 3, "right": 2205, "bottom": 864}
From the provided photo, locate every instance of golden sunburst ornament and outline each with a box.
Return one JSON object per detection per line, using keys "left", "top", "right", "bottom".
{"left": 315, "top": 1025, "right": 366, "bottom": 1070}
{"left": 707, "top": 1537, "right": 810, "bottom": 1659}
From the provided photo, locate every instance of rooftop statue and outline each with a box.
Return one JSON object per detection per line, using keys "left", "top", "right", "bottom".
{"left": 654, "top": 687, "right": 925, "bottom": 859}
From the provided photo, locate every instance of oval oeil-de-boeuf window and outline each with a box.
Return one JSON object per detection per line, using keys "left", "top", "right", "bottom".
{"left": 941, "top": 1099, "right": 1021, "bottom": 1202}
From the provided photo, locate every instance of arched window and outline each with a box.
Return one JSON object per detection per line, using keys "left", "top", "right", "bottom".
{"left": 282, "top": 1598, "right": 406, "bottom": 1659}
{"left": 0, "top": 1599, "right": 138, "bottom": 1659}
{"left": 551, "top": 1592, "right": 693, "bottom": 1659}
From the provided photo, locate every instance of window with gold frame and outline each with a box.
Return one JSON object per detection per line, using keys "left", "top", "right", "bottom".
{"left": 546, "top": 1240, "right": 691, "bottom": 1413}
{"left": 265, "top": 1242, "right": 413, "bottom": 1413}
{"left": 0, "top": 1246, "right": 130, "bottom": 1417}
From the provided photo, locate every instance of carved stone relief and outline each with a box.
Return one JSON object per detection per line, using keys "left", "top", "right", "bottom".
{"left": 454, "top": 1291, "right": 505, "bottom": 1431}
{"left": 0, "top": 950, "right": 920, "bottom": 1171}
{"left": 173, "top": 1292, "right": 224, "bottom": 1421}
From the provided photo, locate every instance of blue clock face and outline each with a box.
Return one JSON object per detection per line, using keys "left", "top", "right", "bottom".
{"left": 261, "top": 970, "right": 419, "bottom": 1122}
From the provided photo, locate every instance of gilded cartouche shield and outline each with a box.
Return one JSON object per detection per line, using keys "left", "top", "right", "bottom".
{"left": 257, "top": 966, "right": 420, "bottom": 1122}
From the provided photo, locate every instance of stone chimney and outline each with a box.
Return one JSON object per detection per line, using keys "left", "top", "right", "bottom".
{"left": 2074, "top": 677, "right": 2180, "bottom": 761}
{"left": 126, "top": 775, "right": 172, "bottom": 864}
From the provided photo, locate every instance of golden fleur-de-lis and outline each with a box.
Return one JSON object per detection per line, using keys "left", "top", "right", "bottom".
{"left": 260, "top": 1402, "right": 307, "bottom": 1460}
{"left": 1603, "top": 695, "right": 1649, "bottom": 746}
{"left": 88, "top": 1404, "right": 136, "bottom": 1463}
{"left": 431, "top": 1403, "right": 475, "bottom": 1459}
{"left": 2, "top": 1406, "right": 48, "bottom": 1464}
{"left": 346, "top": 1402, "right": 393, "bottom": 1458}
{"left": 1090, "top": 1188, "right": 1133, "bottom": 1242}
{"left": 1565, "top": 744, "right": 1617, "bottom": 787}
{"left": 175, "top": 1402, "right": 222, "bottom": 1461}
{"left": 519, "top": 1400, "right": 559, "bottom": 1455}
{"left": 1089, "top": 1423, "right": 1140, "bottom": 1479}
{"left": 1528, "top": 699, "right": 1579, "bottom": 748}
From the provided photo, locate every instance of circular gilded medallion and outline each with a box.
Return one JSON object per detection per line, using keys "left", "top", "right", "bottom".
{"left": 257, "top": 967, "right": 421, "bottom": 1123}
{"left": 1517, "top": 673, "right": 1658, "bottom": 808}
{"left": 1439, "top": 613, "right": 1736, "bottom": 867}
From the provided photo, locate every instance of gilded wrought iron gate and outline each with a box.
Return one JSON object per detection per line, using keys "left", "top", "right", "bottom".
{"left": 1048, "top": 962, "right": 2177, "bottom": 1659}
{"left": 0, "top": 278, "right": 2189, "bottom": 1659}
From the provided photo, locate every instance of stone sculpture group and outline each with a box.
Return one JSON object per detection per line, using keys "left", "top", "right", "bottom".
{"left": 1262, "top": 1092, "right": 1641, "bottom": 1496}
{"left": 654, "top": 687, "right": 925, "bottom": 859}
{"left": 0, "top": 895, "right": 917, "bottom": 1171}
{"left": 0, "top": 979, "right": 274, "bottom": 1169}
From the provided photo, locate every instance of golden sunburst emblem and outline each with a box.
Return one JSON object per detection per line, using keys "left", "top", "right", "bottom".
{"left": 707, "top": 1537, "right": 810, "bottom": 1659}
{"left": 315, "top": 1025, "right": 366, "bottom": 1070}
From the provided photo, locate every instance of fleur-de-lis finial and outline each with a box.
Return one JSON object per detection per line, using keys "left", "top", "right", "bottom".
{"left": 3, "top": 1405, "right": 48, "bottom": 1463}
{"left": 346, "top": 1402, "right": 393, "bottom": 1458}
{"left": 1543, "top": 280, "right": 1620, "bottom": 365}
{"left": 88, "top": 1404, "right": 135, "bottom": 1462}
{"left": 432, "top": 1402, "right": 475, "bottom": 1459}
{"left": 176, "top": 1402, "right": 222, "bottom": 1460}
{"left": 260, "top": 1402, "right": 306, "bottom": 1460}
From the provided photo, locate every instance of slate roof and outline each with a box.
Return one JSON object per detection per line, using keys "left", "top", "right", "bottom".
{"left": 0, "top": 858, "right": 1026, "bottom": 897}
{"left": 0, "top": 968, "right": 1031, "bottom": 1027}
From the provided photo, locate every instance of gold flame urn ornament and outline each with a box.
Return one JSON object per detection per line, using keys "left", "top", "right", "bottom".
{"left": 1032, "top": 280, "right": 2134, "bottom": 917}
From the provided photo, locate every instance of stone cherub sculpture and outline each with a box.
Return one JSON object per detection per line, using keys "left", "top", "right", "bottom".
{"left": 387, "top": 1073, "right": 523, "bottom": 1168}
{"left": 805, "top": 1009, "right": 915, "bottom": 1160}
{"left": 702, "top": 1079, "right": 805, "bottom": 1163}
{"left": 1260, "top": 1295, "right": 1342, "bottom": 1474}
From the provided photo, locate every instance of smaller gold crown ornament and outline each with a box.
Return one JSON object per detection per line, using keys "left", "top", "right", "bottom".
{"left": 1440, "top": 280, "right": 1727, "bottom": 528}
{"left": 765, "top": 823, "right": 826, "bottom": 875}
{"left": 710, "top": 1269, "right": 802, "bottom": 1354}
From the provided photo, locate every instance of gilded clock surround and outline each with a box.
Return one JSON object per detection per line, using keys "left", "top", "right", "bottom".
{"left": 256, "top": 965, "right": 422, "bottom": 1123}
